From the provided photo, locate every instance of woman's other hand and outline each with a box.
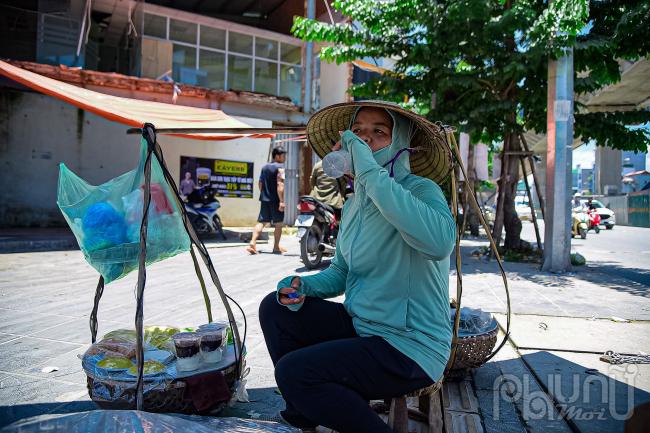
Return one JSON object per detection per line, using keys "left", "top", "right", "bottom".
{"left": 278, "top": 277, "right": 305, "bottom": 306}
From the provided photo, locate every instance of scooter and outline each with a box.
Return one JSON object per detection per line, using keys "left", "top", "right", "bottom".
{"left": 587, "top": 208, "right": 601, "bottom": 234}
{"left": 184, "top": 187, "right": 227, "bottom": 240}
{"left": 571, "top": 207, "right": 589, "bottom": 239}
{"left": 294, "top": 196, "right": 339, "bottom": 269}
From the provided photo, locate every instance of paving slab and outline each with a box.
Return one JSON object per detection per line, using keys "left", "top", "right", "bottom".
{"left": 0, "top": 337, "right": 82, "bottom": 373}
{"left": 0, "top": 308, "right": 78, "bottom": 336}
{"left": 18, "top": 345, "right": 88, "bottom": 386}
{"left": 472, "top": 334, "right": 573, "bottom": 433}
{"left": 520, "top": 349, "right": 650, "bottom": 433}
{"left": 29, "top": 318, "right": 127, "bottom": 346}
{"left": 0, "top": 333, "right": 20, "bottom": 345}
{"left": 0, "top": 372, "right": 90, "bottom": 428}
{"left": 493, "top": 313, "right": 650, "bottom": 354}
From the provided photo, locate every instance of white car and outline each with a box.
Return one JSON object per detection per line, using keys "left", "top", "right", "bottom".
{"left": 580, "top": 199, "right": 616, "bottom": 229}
{"left": 515, "top": 195, "right": 533, "bottom": 221}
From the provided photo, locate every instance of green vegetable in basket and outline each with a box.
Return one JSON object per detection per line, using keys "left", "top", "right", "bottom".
{"left": 97, "top": 356, "right": 133, "bottom": 369}
{"left": 128, "top": 360, "right": 166, "bottom": 375}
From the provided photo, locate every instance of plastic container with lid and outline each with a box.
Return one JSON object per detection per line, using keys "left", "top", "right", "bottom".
{"left": 197, "top": 322, "right": 228, "bottom": 363}
{"left": 171, "top": 332, "right": 201, "bottom": 371}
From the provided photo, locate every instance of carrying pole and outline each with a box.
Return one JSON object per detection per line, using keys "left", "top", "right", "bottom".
{"left": 520, "top": 158, "right": 543, "bottom": 251}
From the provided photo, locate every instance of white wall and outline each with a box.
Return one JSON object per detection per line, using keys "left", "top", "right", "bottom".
{"left": 157, "top": 116, "right": 271, "bottom": 226}
{"left": 0, "top": 89, "right": 271, "bottom": 227}
{"left": 319, "top": 58, "right": 349, "bottom": 108}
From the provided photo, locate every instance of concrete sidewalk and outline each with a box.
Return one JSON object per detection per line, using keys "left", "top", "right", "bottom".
{"left": 458, "top": 223, "right": 650, "bottom": 433}
{"left": 0, "top": 226, "right": 276, "bottom": 253}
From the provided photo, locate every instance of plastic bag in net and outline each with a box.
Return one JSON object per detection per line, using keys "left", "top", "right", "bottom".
{"left": 0, "top": 410, "right": 301, "bottom": 433}
{"left": 57, "top": 138, "right": 190, "bottom": 283}
{"left": 450, "top": 307, "right": 497, "bottom": 337}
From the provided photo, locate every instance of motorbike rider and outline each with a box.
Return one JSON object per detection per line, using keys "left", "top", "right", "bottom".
{"left": 309, "top": 155, "right": 347, "bottom": 220}
{"left": 259, "top": 102, "right": 456, "bottom": 433}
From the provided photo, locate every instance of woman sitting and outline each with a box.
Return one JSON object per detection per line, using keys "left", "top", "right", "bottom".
{"left": 259, "top": 101, "right": 456, "bottom": 433}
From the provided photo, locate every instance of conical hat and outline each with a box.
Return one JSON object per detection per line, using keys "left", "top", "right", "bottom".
{"left": 307, "top": 100, "right": 452, "bottom": 184}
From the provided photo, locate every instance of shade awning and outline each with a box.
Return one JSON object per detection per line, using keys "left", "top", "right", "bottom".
{"left": 0, "top": 60, "right": 273, "bottom": 141}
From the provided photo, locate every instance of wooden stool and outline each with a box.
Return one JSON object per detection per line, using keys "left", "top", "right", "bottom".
{"left": 387, "top": 382, "right": 444, "bottom": 433}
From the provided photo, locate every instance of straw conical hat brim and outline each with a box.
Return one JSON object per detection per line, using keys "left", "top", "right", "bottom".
{"left": 306, "top": 101, "right": 452, "bottom": 184}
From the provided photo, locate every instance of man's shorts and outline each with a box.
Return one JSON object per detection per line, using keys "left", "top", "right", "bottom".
{"left": 258, "top": 201, "right": 285, "bottom": 224}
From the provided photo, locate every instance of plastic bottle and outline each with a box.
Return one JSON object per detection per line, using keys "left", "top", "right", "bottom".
{"left": 322, "top": 150, "right": 352, "bottom": 178}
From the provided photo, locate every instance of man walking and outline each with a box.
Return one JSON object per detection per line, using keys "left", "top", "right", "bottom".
{"left": 247, "top": 146, "right": 287, "bottom": 254}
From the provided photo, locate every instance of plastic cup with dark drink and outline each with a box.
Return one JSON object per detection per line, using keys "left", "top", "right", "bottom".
{"left": 172, "top": 332, "right": 201, "bottom": 372}
{"left": 197, "top": 322, "right": 228, "bottom": 363}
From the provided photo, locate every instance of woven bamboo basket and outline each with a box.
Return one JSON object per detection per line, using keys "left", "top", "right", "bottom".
{"left": 450, "top": 327, "right": 498, "bottom": 372}
{"left": 86, "top": 363, "right": 238, "bottom": 414}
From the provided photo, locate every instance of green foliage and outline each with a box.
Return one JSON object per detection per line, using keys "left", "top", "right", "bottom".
{"left": 571, "top": 252, "right": 586, "bottom": 266}
{"left": 292, "top": 0, "right": 650, "bottom": 152}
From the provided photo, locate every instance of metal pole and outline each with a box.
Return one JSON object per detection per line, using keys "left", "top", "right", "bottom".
{"left": 304, "top": 0, "right": 315, "bottom": 113}
{"left": 542, "top": 47, "right": 574, "bottom": 272}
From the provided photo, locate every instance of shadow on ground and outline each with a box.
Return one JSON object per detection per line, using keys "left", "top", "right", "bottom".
{"left": 453, "top": 244, "right": 650, "bottom": 299}
{"left": 474, "top": 350, "right": 650, "bottom": 433}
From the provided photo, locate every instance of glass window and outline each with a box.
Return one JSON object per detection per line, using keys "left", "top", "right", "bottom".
{"left": 229, "top": 32, "right": 253, "bottom": 55}
{"left": 228, "top": 55, "right": 252, "bottom": 91}
{"left": 280, "top": 42, "right": 301, "bottom": 64}
{"left": 144, "top": 14, "right": 166, "bottom": 39}
{"left": 172, "top": 44, "right": 198, "bottom": 85}
{"left": 170, "top": 19, "right": 197, "bottom": 44}
{"left": 280, "top": 64, "right": 302, "bottom": 105}
{"left": 198, "top": 50, "right": 225, "bottom": 89}
{"left": 200, "top": 26, "right": 226, "bottom": 50}
{"left": 255, "top": 37, "right": 278, "bottom": 60}
{"left": 254, "top": 60, "right": 277, "bottom": 95}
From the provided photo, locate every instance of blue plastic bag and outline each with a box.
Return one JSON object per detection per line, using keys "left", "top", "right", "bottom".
{"left": 57, "top": 138, "right": 190, "bottom": 283}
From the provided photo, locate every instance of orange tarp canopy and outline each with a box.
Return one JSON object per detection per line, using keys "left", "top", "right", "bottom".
{"left": 352, "top": 60, "right": 390, "bottom": 75}
{"left": 0, "top": 60, "right": 273, "bottom": 141}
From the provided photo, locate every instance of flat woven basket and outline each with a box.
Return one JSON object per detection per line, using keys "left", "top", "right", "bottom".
{"left": 86, "top": 363, "right": 238, "bottom": 414}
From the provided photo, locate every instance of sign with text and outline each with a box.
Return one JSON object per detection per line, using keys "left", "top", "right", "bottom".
{"left": 180, "top": 156, "right": 254, "bottom": 199}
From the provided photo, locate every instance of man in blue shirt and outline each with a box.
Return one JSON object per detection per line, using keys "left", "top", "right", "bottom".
{"left": 247, "top": 146, "right": 287, "bottom": 254}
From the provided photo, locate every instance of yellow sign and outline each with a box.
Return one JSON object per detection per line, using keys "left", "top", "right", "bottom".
{"left": 214, "top": 160, "right": 248, "bottom": 176}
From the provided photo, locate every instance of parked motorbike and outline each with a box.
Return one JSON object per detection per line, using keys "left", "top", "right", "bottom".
{"left": 184, "top": 187, "right": 227, "bottom": 239}
{"left": 294, "top": 196, "right": 339, "bottom": 269}
{"left": 587, "top": 208, "right": 601, "bottom": 234}
{"left": 571, "top": 208, "right": 589, "bottom": 239}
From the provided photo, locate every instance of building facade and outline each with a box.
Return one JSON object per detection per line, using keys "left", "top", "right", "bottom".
{"left": 0, "top": 0, "right": 352, "bottom": 227}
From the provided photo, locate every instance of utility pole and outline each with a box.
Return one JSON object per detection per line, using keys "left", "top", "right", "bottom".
{"left": 542, "top": 47, "right": 574, "bottom": 272}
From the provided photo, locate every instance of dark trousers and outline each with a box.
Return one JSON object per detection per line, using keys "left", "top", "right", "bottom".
{"left": 258, "top": 292, "right": 433, "bottom": 433}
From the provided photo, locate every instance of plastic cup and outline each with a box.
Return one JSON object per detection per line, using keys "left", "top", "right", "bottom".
{"left": 197, "top": 322, "right": 228, "bottom": 363}
{"left": 172, "top": 332, "right": 201, "bottom": 372}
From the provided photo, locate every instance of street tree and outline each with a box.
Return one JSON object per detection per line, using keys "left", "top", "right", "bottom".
{"left": 293, "top": 0, "right": 650, "bottom": 251}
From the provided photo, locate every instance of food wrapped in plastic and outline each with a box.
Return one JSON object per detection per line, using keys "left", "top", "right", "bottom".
{"left": 0, "top": 410, "right": 301, "bottom": 433}
{"left": 449, "top": 307, "right": 497, "bottom": 337}
{"left": 57, "top": 138, "right": 191, "bottom": 284}
{"left": 82, "top": 326, "right": 241, "bottom": 414}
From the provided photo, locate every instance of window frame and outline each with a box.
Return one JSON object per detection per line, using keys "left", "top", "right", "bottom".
{"left": 142, "top": 8, "right": 303, "bottom": 103}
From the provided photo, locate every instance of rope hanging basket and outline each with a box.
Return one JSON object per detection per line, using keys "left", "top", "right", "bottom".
{"left": 58, "top": 123, "right": 248, "bottom": 412}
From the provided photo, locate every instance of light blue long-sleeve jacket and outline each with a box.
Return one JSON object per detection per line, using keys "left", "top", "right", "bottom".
{"left": 277, "top": 109, "right": 456, "bottom": 381}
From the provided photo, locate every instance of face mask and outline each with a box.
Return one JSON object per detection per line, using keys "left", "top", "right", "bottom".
{"left": 382, "top": 148, "right": 420, "bottom": 177}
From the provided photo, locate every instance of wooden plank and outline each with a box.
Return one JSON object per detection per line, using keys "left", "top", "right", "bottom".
{"left": 389, "top": 396, "right": 409, "bottom": 433}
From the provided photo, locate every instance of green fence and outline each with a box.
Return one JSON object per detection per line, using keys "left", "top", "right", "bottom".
{"left": 629, "top": 192, "right": 650, "bottom": 228}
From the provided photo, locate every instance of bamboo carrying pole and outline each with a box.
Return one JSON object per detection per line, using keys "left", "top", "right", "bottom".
{"left": 519, "top": 133, "right": 546, "bottom": 220}
{"left": 126, "top": 127, "right": 306, "bottom": 135}
{"left": 520, "top": 158, "right": 543, "bottom": 251}
{"left": 445, "top": 129, "right": 512, "bottom": 362}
